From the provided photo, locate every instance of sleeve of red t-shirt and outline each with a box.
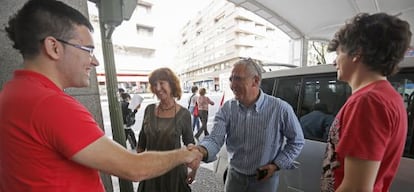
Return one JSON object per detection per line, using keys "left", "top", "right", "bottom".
{"left": 336, "top": 94, "right": 392, "bottom": 161}
{"left": 32, "top": 94, "right": 104, "bottom": 159}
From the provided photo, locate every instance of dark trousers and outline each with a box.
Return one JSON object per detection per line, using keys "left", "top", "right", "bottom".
{"left": 124, "top": 128, "right": 137, "bottom": 149}
{"left": 225, "top": 166, "right": 279, "bottom": 192}
{"left": 195, "top": 110, "right": 209, "bottom": 138}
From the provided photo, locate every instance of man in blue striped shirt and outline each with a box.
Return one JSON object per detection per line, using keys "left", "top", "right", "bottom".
{"left": 195, "top": 58, "right": 305, "bottom": 192}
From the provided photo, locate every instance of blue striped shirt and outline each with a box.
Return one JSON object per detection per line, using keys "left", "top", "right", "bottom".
{"left": 200, "top": 90, "right": 305, "bottom": 175}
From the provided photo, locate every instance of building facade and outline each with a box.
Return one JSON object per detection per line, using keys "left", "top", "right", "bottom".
{"left": 176, "top": 0, "right": 291, "bottom": 92}
{"left": 88, "top": 0, "right": 157, "bottom": 94}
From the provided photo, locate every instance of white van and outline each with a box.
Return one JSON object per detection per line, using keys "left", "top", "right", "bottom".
{"left": 213, "top": 57, "right": 414, "bottom": 191}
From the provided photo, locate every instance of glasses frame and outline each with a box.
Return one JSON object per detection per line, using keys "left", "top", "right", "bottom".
{"left": 229, "top": 57, "right": 262, "bottom": 83}
{"left": 56, "top": 38, "right": 94, "bottom": 57}
{"left": 229, "top": 75, "right": 253, "bottom": 82}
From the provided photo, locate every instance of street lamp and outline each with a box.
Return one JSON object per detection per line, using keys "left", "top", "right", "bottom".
{"left": 90, "top": 0, "right": 137, "bottom": 192}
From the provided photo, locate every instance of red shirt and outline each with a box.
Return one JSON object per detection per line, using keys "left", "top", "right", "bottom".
{"left": 0, "top": 70, "right": 105, "bottom": 192}
{"left": 321, "top": 80, "right": 407, "bottom": 192}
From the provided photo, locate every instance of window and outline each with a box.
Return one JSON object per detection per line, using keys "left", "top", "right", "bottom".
{"left": 274, "top": 77, "right": 301, "bottom": 113}
{"left": 261, "top": 78, "right": 276, "bottom": 96}
{"left": 299, "top": 76, "right": 350, "bottom": 142}
{"left": 388, "top": 71, "right": 414, "bottom": 158}
{"left": 136, "top": 3, "right": 152, "bottom": 16}
{"left": 136, "top": 24, "right": 153, "bottom": 37}
{"left": 196, "top": 29, "right": 202, "bottom": 36}
{"left": 214, "top": 12, "right": 225, "bottom": 23}
{"left": 301, "top": 76, "right": 350, "bottom": 117}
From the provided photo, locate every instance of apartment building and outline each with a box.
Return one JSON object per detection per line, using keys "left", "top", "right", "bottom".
{"left": 176, "top": 0, "right": 291, "bottom": 92}
{"left": 88, "top": 0, "right": 157, "bottom": 94}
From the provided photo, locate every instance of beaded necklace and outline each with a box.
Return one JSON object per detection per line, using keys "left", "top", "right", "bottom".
{"left": 155, "top": 102, "right": 177, "bottom": 132}
{"left": 159, "top": 103, "right": 176, "bottom": 111}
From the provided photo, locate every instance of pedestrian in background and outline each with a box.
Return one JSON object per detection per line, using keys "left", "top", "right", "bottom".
{"left": 120, "top": 92, "right": 138, "bottom": 149}
{"left": 188, "top": 85, "right": 200, "bottom": 132}
{"left": 193, "top": 58, "right": 304, "bottom": 192}
{"left": 0, "top": 1, "right": 201, "bottom": 191}
{"left": 194, "top": 87, "right": 215, "bottom": 140}
{"left": 137, "top": 67, "right": 196, "bottom": 192}
{"left": 321, "top": 13, "right": 411, "bottom": 192}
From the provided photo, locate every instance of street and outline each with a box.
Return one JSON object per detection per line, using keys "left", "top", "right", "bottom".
{"left": 101, "top": 92, "right": 224, "bottom": 141}
{"left": 100, "top": 91, "right": 226, "bottom": 191}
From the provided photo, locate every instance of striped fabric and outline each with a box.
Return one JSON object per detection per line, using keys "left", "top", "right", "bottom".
{"left": 200, "top": 90, "right": 305, "bottom": 175}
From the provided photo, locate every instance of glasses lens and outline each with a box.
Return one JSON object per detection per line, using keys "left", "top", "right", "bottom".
{"left": 56, "top": 38, "right": 94, "bottom": 57}
{"left": 88, "top": 49, "right": 94, "bottom": 57}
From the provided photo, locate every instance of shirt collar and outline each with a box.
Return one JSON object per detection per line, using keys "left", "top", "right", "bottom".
{"left": 237, "top": 89, "right": 265, "bottom": 112}
{"left": 14, "top": 70, "right": 62, "bottom": 92}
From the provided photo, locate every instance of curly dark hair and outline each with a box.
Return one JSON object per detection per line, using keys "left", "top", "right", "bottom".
{"left": 5, "top": 0, "right": 93, "bottom": 59}
{"left": 328, "top": 13, "right": 412, "bottom": 76}
{"left": 148, "top": 68, "right": 183, "bottom": 100}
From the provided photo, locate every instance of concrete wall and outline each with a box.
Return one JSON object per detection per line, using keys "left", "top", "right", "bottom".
{"left": 0, "top": 0, "right": 112, "bottom": 191}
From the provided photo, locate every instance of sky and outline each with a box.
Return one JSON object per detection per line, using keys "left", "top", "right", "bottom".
{"left": 155, "top": 0, "right": 212, "bottom": 33}
{"left": 147, "top": 0, "right": 214, "bottom": 67}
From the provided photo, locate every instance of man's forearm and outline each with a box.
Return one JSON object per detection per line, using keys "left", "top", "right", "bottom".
{"left": 132, "top": 149, "right": 190, "bottom": 181}
{"left": 72, "top": 137, "right": 198, "bottom": 182}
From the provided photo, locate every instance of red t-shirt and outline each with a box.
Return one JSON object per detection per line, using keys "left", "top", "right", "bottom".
{"left": 321, "top": 80, "right": 407, "bottom": 192}
{"left": 0, "top": 70, "right": 105, "bottom": 192}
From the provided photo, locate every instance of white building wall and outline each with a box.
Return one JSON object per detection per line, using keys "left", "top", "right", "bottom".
{"left": 88, "top": 0, "right": 158, "bottom": 91}
{"left": 176, "top": 0, "right": 291, "bottom": 91}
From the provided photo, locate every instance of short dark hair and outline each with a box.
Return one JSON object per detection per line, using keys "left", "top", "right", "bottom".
{"left": 120, "top": 93, "right": 131, "bottom": 101}
{"left": 328, "top": 13, "right": 412, "bottom": 76}
{"left": 148, "top": 68, "right": 183, "bottom": 100}
{"left": 191, "top": 86, "right": 198, "bottom": 93}
{"left": 5, "top": 0, "right": 93, "bottom": 59}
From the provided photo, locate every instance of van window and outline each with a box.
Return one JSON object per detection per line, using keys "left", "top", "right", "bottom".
{"left": 299, "top": 76, "right": 350, "bottom": 142}
{"left": 261, "top": 78, "right": 276, "bottom": 96}
{"left": 301, "top": 76, "right": 350, "bottom": 117}
{"left": 388, "top": 72, "right": 414, "bottom": 158}
{"left": 275, "top": 77, "right": 301, "bottom": 114}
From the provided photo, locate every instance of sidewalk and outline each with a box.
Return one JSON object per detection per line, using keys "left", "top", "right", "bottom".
{"left": 104, "top": 92, "right": 226, "bottom": 191}
{"left": 112, "top": 166, "right": 224, "bottom": 192}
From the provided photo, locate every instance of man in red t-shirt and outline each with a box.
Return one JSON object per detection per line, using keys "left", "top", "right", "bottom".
{"left": 0, "top": 1, "right": 202, "bottom": 191}
{"left": 320, "top": 13, "right": 411, "bottom": 192}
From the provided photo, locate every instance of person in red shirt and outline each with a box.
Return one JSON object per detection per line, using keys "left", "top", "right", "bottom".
{"left": 320, "top": 13, "right": 412, "bottom": 192}
{"left": 0, "top": 0, "right": 201, "bottom": 191}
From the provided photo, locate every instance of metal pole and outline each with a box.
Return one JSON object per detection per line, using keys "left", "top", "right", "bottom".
{"left": 98, "top": 3, "right": 134, "bottom": 192}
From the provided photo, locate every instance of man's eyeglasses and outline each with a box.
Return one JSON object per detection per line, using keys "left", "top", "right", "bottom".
{"left": 229, "top": 75, "right": 251, "bottom": 82}
{"left": 56, "top": 38, "right": 94, "bottom": 57}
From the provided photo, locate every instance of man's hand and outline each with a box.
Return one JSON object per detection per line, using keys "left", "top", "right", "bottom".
{"left": 189, "top": 145, "right": 208, "bottom": 161}
{"left": 184, "top": 144, "right": 202, "bottom": 170}
{"left": 257, "top": 163, "right": 279, "bottom": 181}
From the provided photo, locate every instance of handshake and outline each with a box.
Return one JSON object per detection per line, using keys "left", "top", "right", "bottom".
{"left": 183, "top": 144, "right": 205, "bottom": 170}
{"left": 181, "top": 144, "right": 205, "bottom": 184}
